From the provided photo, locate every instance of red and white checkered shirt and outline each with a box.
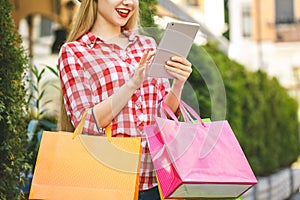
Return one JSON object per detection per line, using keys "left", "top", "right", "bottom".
{"left": 58, "top": 31, "right": 170, "bottom": 191}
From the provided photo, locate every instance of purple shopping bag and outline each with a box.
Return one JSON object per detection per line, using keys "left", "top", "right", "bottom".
{"left": 144, "top": 101, "right": 257, "bottom": 199}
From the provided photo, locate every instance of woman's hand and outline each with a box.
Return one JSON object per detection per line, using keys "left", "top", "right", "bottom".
{"left": 164, "top": 56, "right": 192, "bottom": 106}
{"left": 130, "top": 49, "right": 155, "bottom": 88}
{"left": 165, "top": 56, "right": 192, "bottom": 85}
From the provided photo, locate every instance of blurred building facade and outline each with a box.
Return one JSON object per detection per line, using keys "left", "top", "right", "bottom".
{"left": 229, "top": 0, "right": 300, "bottom": 93}
{"left": 9, "top": 0, "right": 80, "bottom": 116}
{"left": 8, "top": 0, "right": 228, "bottom": 117}
{"left": 156, "top": 0, "right": 226, "bottom": 37}
{"left": 9, "top": 0, "right": 79, "bottom": 57}
{"left": 10, "top": 0, "right": 300, "bottom": 86}
{"left": 9, "top": 0, "right": 228, "bottom": 64}
{"left": 9, "top": 0, "right": 300, "bottom": 110}
{"left": 156, "top": 0, "right": 229, "bottom": 52}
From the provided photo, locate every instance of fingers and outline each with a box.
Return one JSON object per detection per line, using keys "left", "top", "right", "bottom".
{"left": 131, "top": 49, "right": 154, "bottom": 88}
{"left": 147, "top": 49, "right": 156, "bottom": 61}
{"left": 139, "top": 49, "right": 150, "bottom": 67}
{"left": 165, "top": 56, "right": 192, "bottom": 81}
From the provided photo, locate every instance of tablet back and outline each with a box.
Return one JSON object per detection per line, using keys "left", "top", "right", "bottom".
{"left": 147, "top": 21, "right": 200, "bottom": 78}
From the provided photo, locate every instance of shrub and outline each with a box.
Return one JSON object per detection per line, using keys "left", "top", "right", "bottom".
{"left": 0, "top": 0, "right": 31, "bottom": 199}
{"left": 186, "top": 42, "right": 299, "bottom": 176}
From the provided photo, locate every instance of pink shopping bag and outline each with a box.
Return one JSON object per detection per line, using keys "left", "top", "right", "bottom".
{"left": 144, "top": 101, "right": 257, "bottom": 199}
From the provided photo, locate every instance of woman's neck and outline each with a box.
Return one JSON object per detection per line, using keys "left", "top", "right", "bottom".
{"left": 91, "top": 23, "right": 121, "bottom": 41}
{"left": 91, "top": 22, "right": 129, "bottom": 49}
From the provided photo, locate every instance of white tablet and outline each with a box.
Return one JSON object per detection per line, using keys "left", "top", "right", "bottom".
{"left": 147, "top": 21, "right": 200, "bottom": 78}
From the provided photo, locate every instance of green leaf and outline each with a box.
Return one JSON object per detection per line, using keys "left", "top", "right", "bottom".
{"left": 39, "top": 108, "right": 49, "bottom": 117}
{"left": 37, "top": 90, "right": 45, "bottom": 102}
{"left": 37, "top": 68, "right": 45, "bottom": 82}
{"left": 30, "top": 82, "right": 38, "bottom": 93}
{"left": 45, "top": 65, "right": 59, "bottom": 77}
{"left": 30, "top": 65, "right": 39, "bottom": 78}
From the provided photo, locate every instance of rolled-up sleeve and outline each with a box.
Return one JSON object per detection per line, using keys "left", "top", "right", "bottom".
{"left": 58, "top": 44, "right": 102, "bottom": 135}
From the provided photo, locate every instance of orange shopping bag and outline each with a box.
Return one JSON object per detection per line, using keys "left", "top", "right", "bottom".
{"left": 29, "top": 111, "right": 142, "bottom": 200}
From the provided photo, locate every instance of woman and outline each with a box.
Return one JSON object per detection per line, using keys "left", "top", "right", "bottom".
{"left": 58, "top": 0, "right": 192, "bottom": 199}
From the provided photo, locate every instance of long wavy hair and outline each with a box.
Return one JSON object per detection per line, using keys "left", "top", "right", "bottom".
{"left": 59, "top": 0, "right": 140, "bottom": 131}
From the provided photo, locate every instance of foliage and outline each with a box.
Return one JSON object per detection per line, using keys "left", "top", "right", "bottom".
{"left": 27, "top": 65, "right": 58, "bottom": 170}
{"left": 0, "top": 0, "right": 31, "bottom": 199}
{"left": 138, "top": 0, "right": 163, "bottom": 43}
{"left": 139, "top": 0, "right": 158, "bottom": 28}
{"left": 186, "top": 42, "right": 299, "bottom": 176}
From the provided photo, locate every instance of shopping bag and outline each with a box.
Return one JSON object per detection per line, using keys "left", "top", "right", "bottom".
{"left": 144, "top": 101, "right": 257, "bottom": 199}
{"left": 29, "top": 111, "right": 142, "bottom": 200}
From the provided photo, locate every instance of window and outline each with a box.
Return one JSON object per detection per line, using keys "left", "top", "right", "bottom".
{"left": 40, "top": 17, "right": 52, "bottom": 37}
{"left": 242, "top": 5, "right": 252, "bottom": 37}
{"left": 275, "top": 0, "right": 294, "bottom": 24}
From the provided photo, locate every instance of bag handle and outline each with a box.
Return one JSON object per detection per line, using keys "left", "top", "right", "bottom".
{"left": 160, "top": 101, "right": 180, "bottom": 124}
{"left": 161, "top": 100, "right": 205, "bottom": 127}
{"left": 180, "top": 101, "right": 205, "bottom": 127}
{"left": 72, "top": 109, "right": 112, "bottom": 140}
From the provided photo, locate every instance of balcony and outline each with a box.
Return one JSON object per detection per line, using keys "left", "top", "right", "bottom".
{"left": 274, "top": 20, "right": 300, "bottom": 42}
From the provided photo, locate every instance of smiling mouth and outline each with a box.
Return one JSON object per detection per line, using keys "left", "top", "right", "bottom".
{"left": 116, "top": 8, "right": 130, "bottom": 18}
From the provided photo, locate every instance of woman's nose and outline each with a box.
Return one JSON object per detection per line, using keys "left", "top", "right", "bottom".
{"left": 122, "top": 0, "right": 134, "bottom": 5}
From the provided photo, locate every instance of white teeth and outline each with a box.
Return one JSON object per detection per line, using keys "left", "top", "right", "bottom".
{"left": 117, "top": 9, "right": 129, "bottom": 14}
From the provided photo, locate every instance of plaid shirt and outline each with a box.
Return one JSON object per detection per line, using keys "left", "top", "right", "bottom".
{"left": 58, "top": 31, "right": 170, "bottom": 190}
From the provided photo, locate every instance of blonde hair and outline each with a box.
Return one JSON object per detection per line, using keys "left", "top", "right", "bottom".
{"left": 59, "top": 0, "right": 140, "bottom": 131}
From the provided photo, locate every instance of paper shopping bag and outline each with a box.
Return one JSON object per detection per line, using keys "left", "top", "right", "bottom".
{"left": 29, "top": 111, "right": 142, "bottom": 200}
{"left": 144, "top": 101, "right": 257, "bottom": 199}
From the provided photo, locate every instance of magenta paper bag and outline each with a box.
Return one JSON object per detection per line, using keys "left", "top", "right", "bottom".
{"left": 144, "top": 101, "right": 257, "bottom": 199}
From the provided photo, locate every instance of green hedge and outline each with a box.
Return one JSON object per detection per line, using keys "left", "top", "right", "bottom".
{"left": 0, "top": 0, "right": 30, "bottom": 199}
{"left": 185, "top": 42, "right": 299, "bottom": 176}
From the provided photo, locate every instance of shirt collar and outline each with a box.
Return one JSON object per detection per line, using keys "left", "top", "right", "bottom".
{"left": 122, "top": 28, "right": 138, "bottom": 43}
{"left": 80, "top": 29, "right": 139, "bottom": 48}
{"left": 80, "top": 32, "right": 99, "bottom": 48}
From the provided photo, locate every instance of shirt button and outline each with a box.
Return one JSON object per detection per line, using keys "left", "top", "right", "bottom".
{"left": 138, "top": 114, "right": 146, "bottom": 122}
{"left": 87, "top": 42, "right": 95, "bottom": 48}
{"left": 120, "top": 51, "right": 127, "bottom": 59}
{"left": 136, "top": 103, "right": 141, "bottom": 109}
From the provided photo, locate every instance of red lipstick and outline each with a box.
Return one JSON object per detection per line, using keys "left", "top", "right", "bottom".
{"left": 116, "top": 8, "right": 130, "bottom": 18}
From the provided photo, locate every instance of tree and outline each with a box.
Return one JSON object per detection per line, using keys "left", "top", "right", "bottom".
{"left": 0, "top": 0, "right": 30, "bottom": 199}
